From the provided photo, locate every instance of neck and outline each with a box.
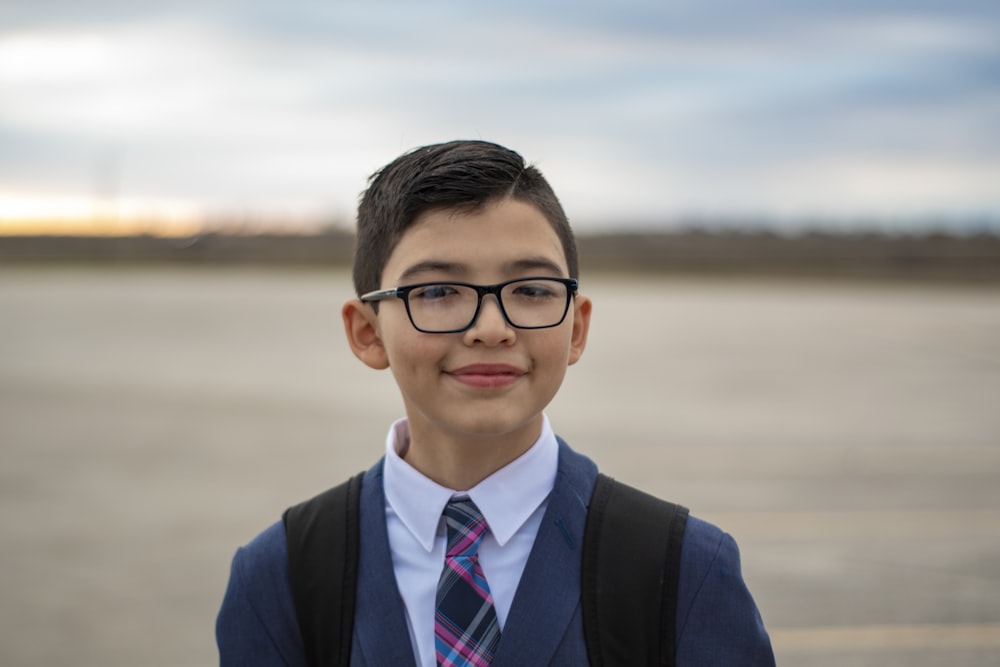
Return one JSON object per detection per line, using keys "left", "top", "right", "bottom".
{"left": 402, "top": 419, "right": 542, "bottom": 490}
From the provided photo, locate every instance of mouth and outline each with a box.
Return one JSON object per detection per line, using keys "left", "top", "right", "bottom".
{"left": 447, "top": 363, "right": 525, "bottom": 389}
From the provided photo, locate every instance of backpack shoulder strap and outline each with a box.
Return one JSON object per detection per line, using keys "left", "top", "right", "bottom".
{"left": 282, "top": 471, "right": 365, "bottom": 667}
{"left": 582, "top": 473, "right": 689, "bottom": 667}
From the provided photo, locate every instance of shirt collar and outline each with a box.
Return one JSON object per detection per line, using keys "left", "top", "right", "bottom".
{"left": 383, "top": 415, "right": 559, "bottom": 552}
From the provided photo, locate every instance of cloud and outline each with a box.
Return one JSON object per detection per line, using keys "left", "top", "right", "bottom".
{"left": 1, "top": 0, "right": 998, "bottom": 231}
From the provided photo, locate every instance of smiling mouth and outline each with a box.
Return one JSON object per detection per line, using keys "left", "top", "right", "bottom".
{"left": 448, "top": 364, "right": 524, "bottom": 388}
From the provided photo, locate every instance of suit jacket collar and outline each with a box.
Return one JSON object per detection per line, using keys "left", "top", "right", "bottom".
{"left": 352, "top": 460, "right": 418, "bottom": 667}
{"left": 491, "top": 438, "right": 598, "bottom": 666}
{"left": 351, "top": 439, "right": 599, "bottom": 667}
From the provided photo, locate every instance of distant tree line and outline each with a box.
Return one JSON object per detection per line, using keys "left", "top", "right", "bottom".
{"left": 1, "top": 229, "right": 999, "bottom": 282}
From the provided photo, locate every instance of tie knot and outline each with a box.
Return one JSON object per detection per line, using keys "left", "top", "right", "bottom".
{"left": 443, "top": 498, "right": 488, "bottom": 558}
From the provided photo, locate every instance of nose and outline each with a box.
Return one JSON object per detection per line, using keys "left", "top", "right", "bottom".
{"left": 464, "top": 294, "right": 514, "bottom": 345}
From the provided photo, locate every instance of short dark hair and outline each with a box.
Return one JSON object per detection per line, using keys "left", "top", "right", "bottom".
{"left": 353, "top": 140, "right": 579, "bottom": 296}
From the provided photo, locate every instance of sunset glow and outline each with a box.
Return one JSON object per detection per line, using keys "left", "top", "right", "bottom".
{"left": 0, "top": 193, "right": 203, "bottom": 237}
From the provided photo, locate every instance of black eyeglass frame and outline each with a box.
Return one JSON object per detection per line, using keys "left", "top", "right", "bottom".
{"left": 360, "top": 276, "right": 579, "bottom": 334}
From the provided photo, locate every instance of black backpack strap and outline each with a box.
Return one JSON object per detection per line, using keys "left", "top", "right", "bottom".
{"left": 282, "top": 472, "right": 365, "bottom": 667}
{"left": 582, "top": 473, "right": 689, "bottom": 667}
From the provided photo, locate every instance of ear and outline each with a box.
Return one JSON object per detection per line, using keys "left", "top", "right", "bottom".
{"left": 342, "top": 299, "right": 390, "bottom": 370}
{"left": 567, "top": 294, "right": 592, "bottom": 366}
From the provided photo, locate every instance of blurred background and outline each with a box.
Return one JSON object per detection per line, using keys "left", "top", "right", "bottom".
{"left": 1, "top": 1, "right": 999, "bottom": 665}
{"left": 2, "top": 0, "right": 999, "bottom": 236}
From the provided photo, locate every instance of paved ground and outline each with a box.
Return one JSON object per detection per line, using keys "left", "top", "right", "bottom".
{"left": 1, "top": 267, "right": 998, "bottom": 666}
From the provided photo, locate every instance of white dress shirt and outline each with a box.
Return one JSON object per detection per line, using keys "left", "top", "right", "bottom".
{"left": 382, "top": 415, "right": 559, "bottom": 667}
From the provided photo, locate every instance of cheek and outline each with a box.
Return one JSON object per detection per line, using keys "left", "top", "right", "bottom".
{"left": 384, "top": 331, "right": 446, "bottom": 376}
{"left": 531, "top": 331, "right": 576, "bottom": 370}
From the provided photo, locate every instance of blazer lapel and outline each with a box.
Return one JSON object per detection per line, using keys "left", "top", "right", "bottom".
{"left": 351, "top": 461, "right": 418, "bottom": 667}
{"left": 491, "top": 441, "right": 599, "bottom": 666}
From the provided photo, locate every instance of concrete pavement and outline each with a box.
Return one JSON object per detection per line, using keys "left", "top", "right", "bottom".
{"left": 2, "top": 267, "right": 998, "bottom": 665}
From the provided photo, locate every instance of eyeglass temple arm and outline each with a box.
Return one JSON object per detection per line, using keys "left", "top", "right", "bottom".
{"left": 359, "top": 287, "right": 401, "bottom": 302}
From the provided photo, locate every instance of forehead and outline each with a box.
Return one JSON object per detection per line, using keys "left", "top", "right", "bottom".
{"left": 382, "top": 199, "right": 569, "bottom": 285}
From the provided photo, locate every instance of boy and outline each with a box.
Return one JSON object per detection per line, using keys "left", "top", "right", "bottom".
{"left": 217, "top": 140, "right": 775, "bottom": 665}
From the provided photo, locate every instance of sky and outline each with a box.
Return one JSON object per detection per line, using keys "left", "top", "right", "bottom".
{"left": 1, "top": 0, "right": 998, "bottom": 235}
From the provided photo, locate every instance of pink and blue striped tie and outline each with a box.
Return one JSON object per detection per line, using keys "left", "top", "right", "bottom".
{"left": 435, "top": 499, "right": 501, "bottom": 667}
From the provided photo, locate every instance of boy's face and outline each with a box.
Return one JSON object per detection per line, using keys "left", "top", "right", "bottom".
{"left": 344, "top": 197, "right": 591, "bottom": 453}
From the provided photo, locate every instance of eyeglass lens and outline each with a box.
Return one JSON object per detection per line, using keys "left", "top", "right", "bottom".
{"left": 406, "top": 279, "right": 570, "bottom": 332}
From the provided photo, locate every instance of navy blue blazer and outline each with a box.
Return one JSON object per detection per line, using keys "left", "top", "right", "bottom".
{"left": 217, "top": 441, "right": 775, "bottom": 665}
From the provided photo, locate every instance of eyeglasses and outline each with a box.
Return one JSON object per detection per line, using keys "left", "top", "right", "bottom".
{"left": 360, "top": 276, "right": 578, "bottom": 334}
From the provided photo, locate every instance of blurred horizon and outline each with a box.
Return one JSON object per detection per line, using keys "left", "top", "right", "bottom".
{"left": 2, "top": 1, "right": 999, "bottom": 237}
{"left": 5, "top": 214, "right": 1000, "bottom": 241}
{"left": 5, "top": 212, "right": 1000, "bottom": 239}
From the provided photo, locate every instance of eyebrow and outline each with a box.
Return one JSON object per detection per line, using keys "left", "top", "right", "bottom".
{"left": 504, "top": 256, "right": 566, "bottom": 276}
{"left": 397, "top": 260, "right": 465, "bottom": 283}
{"left": 396, "top": 256, "right": 567, "bottom": 284}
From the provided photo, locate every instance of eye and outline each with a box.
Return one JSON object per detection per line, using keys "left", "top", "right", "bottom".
{"left": 410, "top": 284, "right": 461, "bottom": 301}
{"left": 510, "top": 280, "right": 560, "bottom": 299}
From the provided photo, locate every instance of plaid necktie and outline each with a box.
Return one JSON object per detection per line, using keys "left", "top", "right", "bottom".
{"left": 435, "top": 498, "right": 501, "bottom": 667}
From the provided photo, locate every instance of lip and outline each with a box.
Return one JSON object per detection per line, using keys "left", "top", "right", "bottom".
{"left": 447, "top": 363, "right": 525, "bottom": 389}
